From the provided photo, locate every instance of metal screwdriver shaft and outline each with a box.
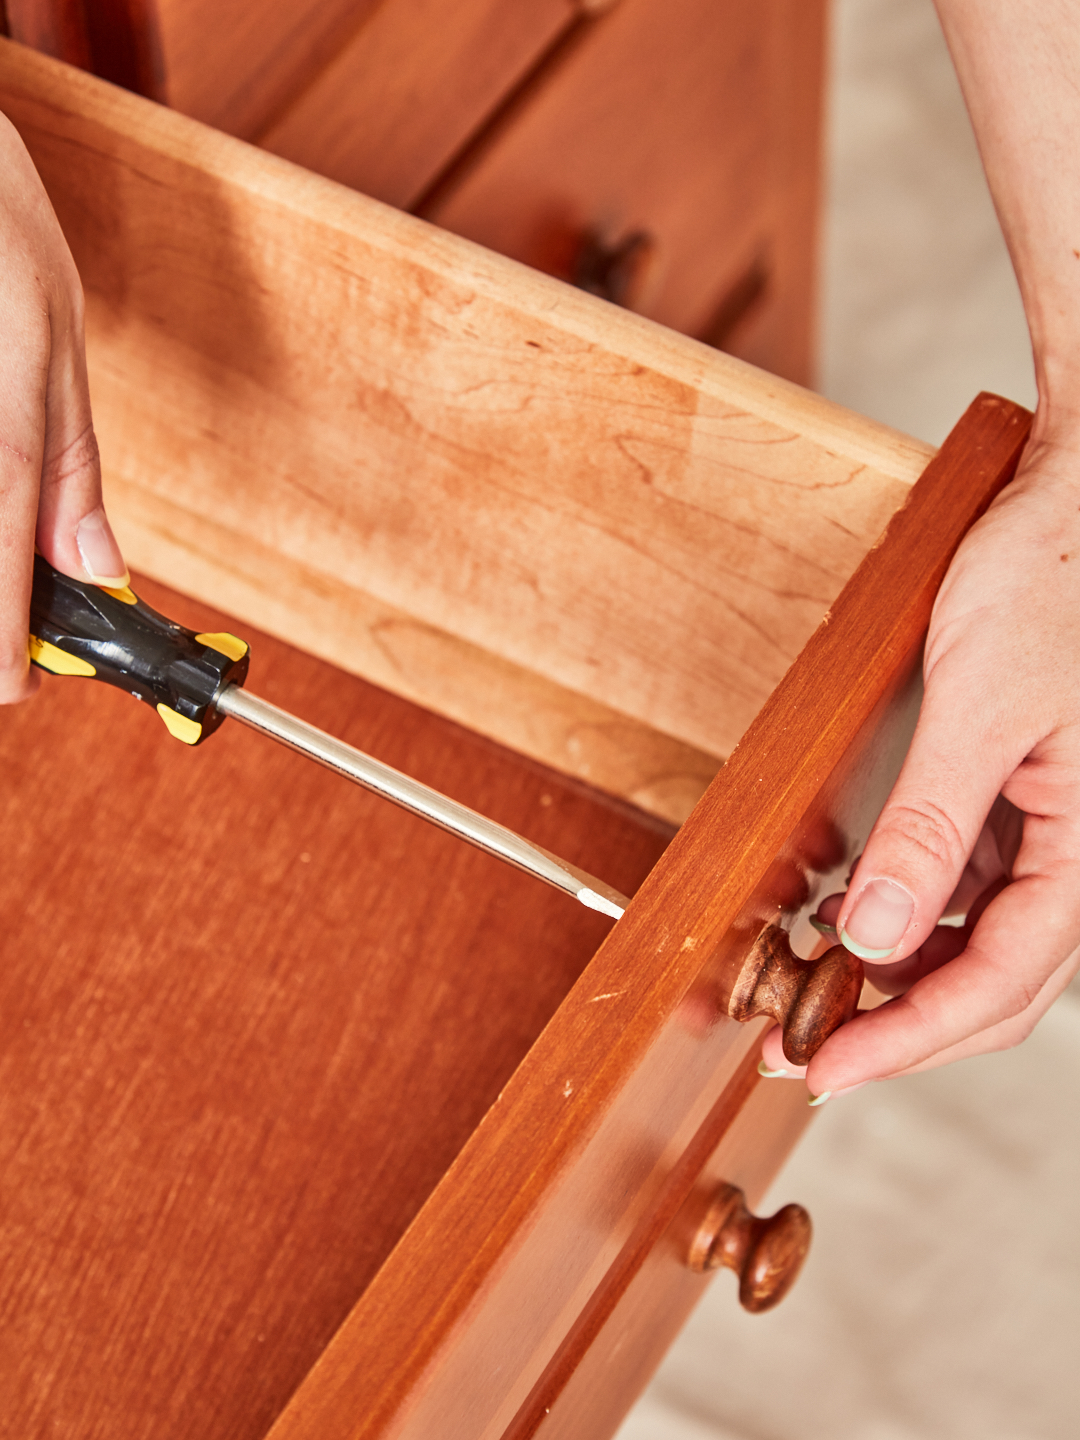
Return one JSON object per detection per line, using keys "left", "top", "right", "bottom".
{"left": 215, "top": 685, "right": 631, "bottom": 920}
{"left": 27, "top": 555, "right": 631, "bottom": 922}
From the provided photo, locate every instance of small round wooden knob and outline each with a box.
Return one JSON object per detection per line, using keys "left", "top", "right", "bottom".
{"left": 571, "top": 229, "right": 655, "bottom": 306}
{"left": 688, "top": 1182, "right": 811, "bottom": 1313}
{"left": 726, "top": 923, "right": 862, "bottom": 1066}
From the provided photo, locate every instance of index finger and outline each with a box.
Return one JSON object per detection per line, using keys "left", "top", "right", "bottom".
{"left": 807, "top": 821, "right": 1080, "bottom": 1091}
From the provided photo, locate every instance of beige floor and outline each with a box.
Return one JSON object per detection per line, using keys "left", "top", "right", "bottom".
{"left": 616, "top": 2, "right": 1078, "bottom": 1437}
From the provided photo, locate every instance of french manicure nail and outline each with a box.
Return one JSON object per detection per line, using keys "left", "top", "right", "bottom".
{"left": 76, "top": 506, "right": 129, "bottom": 587}
{"left": 808, "top": 1091, "right": 832, "bottom": 1107}
{"left": 809, "top": 913, "right": 838, "bottom": 938}
{"left": 757, "top": 1060, "right": 789, "bottom": 1079}
{"left": 840, "top": 877, "right": 914, "bottom": 960}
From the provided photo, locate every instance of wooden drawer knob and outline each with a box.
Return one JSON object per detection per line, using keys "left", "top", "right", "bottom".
{"left": 727, "top": 923, "right": 862, "bottom": 1066}
{"left": 688, "top": 1182, "right": 811, "bottom": 1313}
{"left": 572, "top": 229, "right": 655, "bottom": 306}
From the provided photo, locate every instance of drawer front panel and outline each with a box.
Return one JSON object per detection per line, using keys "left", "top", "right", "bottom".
{"left": 257, "top": 0, "right": 579, "bottom": 208}
{"left": 514, "top": 1068, "right": 814, "bottom": 1440}
{"left": 423, "top": 0, "right": 826, "bottom": 382}
{"left": 264, "top": 398, "right": 1028, "bottom": 1440}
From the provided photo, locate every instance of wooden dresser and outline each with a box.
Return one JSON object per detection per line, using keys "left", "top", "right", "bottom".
{"left": 3, "top": 0, "right": 824, "bottom": 381}
{"left": 0, "top": 19, "right": 1031, "bottom": 1440}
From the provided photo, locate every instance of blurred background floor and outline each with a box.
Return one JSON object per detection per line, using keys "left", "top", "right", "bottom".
{"left": 615, "top": 2, "right": 1078, "bottom": 1437}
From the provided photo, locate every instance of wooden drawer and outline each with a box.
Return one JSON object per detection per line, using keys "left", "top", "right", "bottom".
{"left": 0, "top": 38, "right": 1030, "bottom": 1440}
{"left": 4, "top": 0, "right": 579, "bottom": 163}
{"left": 0, "top": 572, "right": 671, "bottom": 1440}
{"left": 3, "top": 0, "right": 825, "bottom": 380}
{"left": 422, "top": 0, "right": 826, "bottom": 382}
{"left": 254, "top": 0, "right": 580, "bottom": 210}
{"left": 525, "top": 1068, "right": 815, "bottom": 1440}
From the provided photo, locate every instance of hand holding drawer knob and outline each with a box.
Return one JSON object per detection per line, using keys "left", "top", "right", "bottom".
{"left": 688, "top": 1182, "right": 812, "bottom": 1313}
{"left": 726, "top": 923, "right": 863, "bottom": 1066}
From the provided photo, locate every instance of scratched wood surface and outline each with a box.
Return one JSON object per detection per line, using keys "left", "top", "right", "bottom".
{"left": 0, "top": 572, "right": 671, "bottom": 1440}
{"left": 424, "top": 0, "right": 826, "bottom": 383}
{"left": 0, "top": 40, "right": 932, "bottom": 825}
{"left": 517, "top": 1060, "right": 816, "bottom": 1440}
{"left": 263, "top": 397, "right": 1032, "bottom": 1440}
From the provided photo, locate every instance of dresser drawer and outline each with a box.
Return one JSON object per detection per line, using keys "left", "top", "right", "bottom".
{"left": 4, "top": 0, "right": 824, "bottom": 375}
{"left": 256, "top": 0, "right": 580, "bottom": 209}
{"left": 422, "top": 0, "right": 826, "bottom": 382}
{"left": 521, "top": 1062, "right": 814, "bottom": 1440}
{"left": 0, "top": 39, "right": 1030, "bottom": 1440}
{"left": 6, "top": 0, "right": 579, "bottom": 170}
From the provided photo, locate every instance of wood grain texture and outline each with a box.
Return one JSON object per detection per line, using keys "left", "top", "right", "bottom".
{"left": 6, "top": 0, "right": 159, "bottom": 91}
{"left": 152, "top": 0, "right": 382, "bottom": 137}
{"left": 689, "top": 1183, "right": 811, "bottom": 1313}
{"left": 0, "top": 572, "right": 670, "bottom": 1440}
{"left": 728, "top": 924, "right": 863, "bottom": 1066}
{"left": 0, "top": 40, "right": 933, "bottom": 822}
{"left": 263, "top": 398, "right": 1031, "bottom": 1440}
{"left": 422, "top": 0, "right": 826, "bottom": 383}
{"left": 4, "top": 0, "right": 92, "bottom": 65}
{"left": 258, "top": 0, "right": 579, "bottom": 209}
{"left": 524, "top": 1071, "right": 815, "bottom": 1440}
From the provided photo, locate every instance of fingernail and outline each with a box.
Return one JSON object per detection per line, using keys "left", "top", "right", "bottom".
{"left": 758, "top": 1060, "right": 789, "bottom": 1079}
{"left": 808, "top": 913, "right": 838, "bottom": 938}
{"left": 808, "top": 1091, "right": 832, "bottom": 1107}
{"left": 840, "top": 877, "right": 914, "bottom": 960}
{"left": 76, "top": 507, "right": 129, "bottom": 586}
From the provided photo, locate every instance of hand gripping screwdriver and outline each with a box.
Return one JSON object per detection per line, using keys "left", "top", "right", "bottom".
{"left": 27, "top": 555, "right": 630, "bottom": 920}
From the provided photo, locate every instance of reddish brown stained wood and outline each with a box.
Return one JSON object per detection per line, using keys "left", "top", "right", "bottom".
{"left": 717, "top": 0, "right": 827, "bottom": 382}
{"left": 0, "top": 574, "right": 669, "bottom": 1440}
{"left": 152, "top": 0, "right": 383, "bottom": 135}
{"left": 264, "top": 397, "right": 1032, "bottom": 1440}
{"left": 687, "top": 1181, "right": 811, "bottom": 1313}
{"left": 423, "top": 0, "right": 826, "bottom": 382}
{"left": 258, "top": 0, "right": 580, "bottom": 209}
{"left": 523, "top": 1073, "right": 815, "bottom": 1440}
{"left": 727, "top": 923, "right": 863, "bottom": 1066}
{"left": 79, "top": 0, "right": 160, "bottom": 95}
{"left": 4, "top": 0, "right": 93, "bottom": 66}
{"left": 6, "top": 0, "right": 160, "bottom": 91}
{"left": 423, "top": 0, "right": 769, "bottom": 335}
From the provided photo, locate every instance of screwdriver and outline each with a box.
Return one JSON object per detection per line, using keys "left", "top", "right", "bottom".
{"left": 27, "top": 555, "right": 630, "bottom": 920}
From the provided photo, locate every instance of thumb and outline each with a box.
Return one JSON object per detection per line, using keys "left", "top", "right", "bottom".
{"left": 35, "top": 292, "right": 128, "bottom": 588}
{"left": 835, "top": 676, "right": 1013, "bottom": 963}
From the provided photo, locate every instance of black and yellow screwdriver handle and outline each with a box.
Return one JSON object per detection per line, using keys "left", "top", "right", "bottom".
{"left": 28, "top": 554, "right": 250, "bottom": 745}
